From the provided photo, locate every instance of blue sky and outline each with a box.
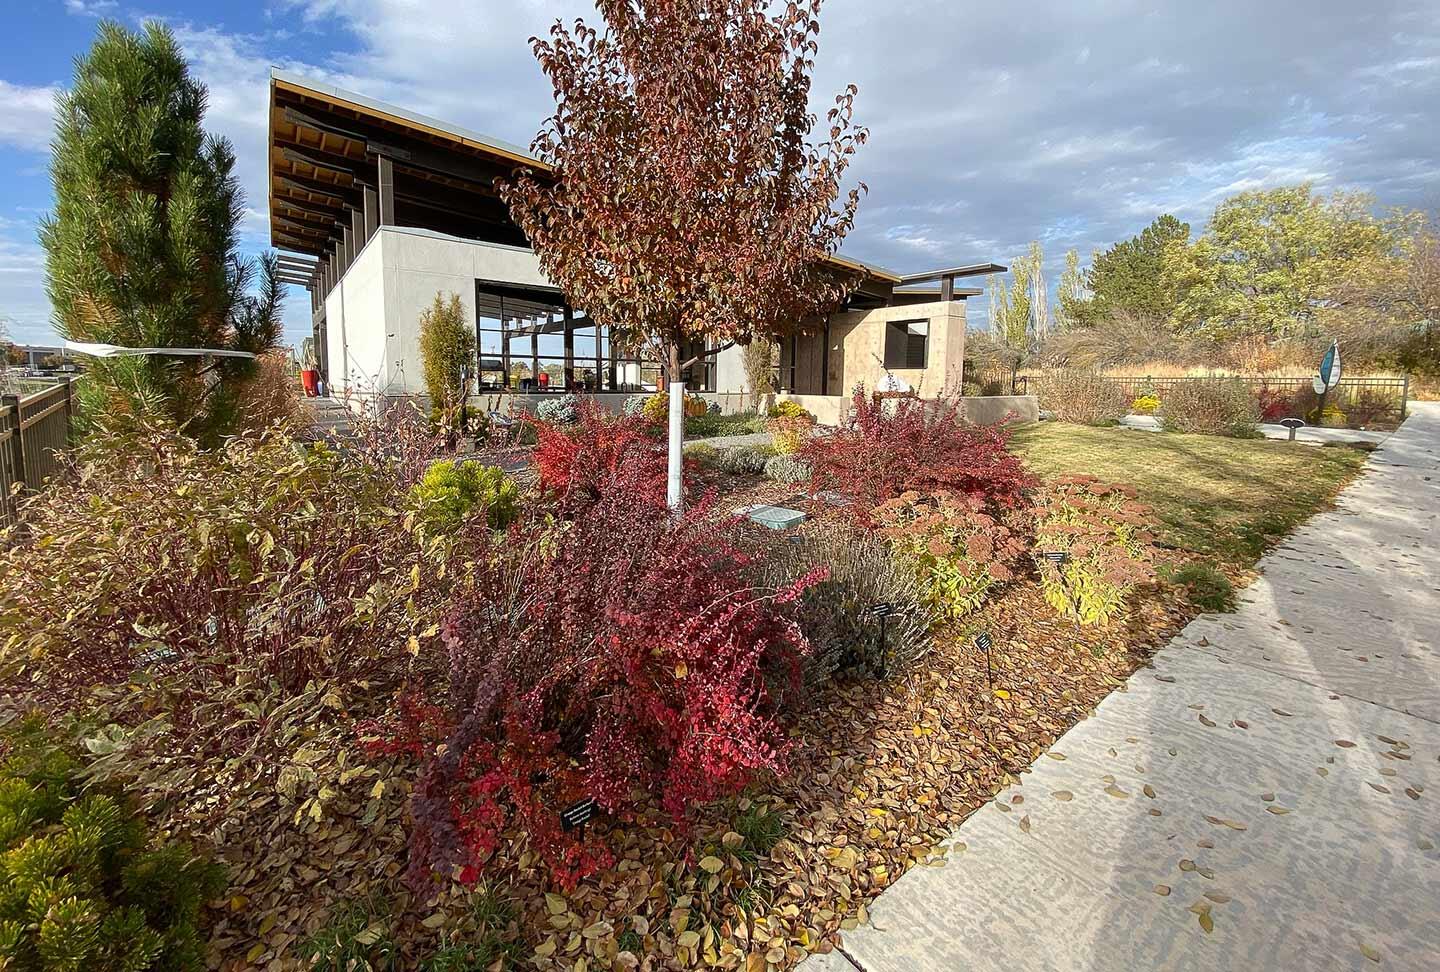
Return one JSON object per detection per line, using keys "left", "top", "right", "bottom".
{"left": 3, "top": 0, "right": 1439, "bottom": 350}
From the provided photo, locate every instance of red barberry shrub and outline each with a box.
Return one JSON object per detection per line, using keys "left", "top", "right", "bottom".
{"left": 872, "top": 491, "right": 1032, "bottom": 621}
{"left": 1034, "top": 476, "right": 1158, "bottom": 626}
{"left": 531, "top": 398, "right": 671, "bottom": 511}
{"left": 801, "top": 386, "right": 1033, "bottom": 518}
{"left": 370, "top": 491, "right": 821, "bottom": 890}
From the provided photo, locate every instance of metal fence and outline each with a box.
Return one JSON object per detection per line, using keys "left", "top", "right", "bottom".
{"left": 1, "top": 380, "right": 76, "bottom": 529}
{"left": 1014, "top": 374, "right": 1409, "bottom": 422}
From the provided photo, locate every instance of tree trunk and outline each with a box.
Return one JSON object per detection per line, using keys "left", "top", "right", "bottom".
{"left": 666, "top": 342, "right": 685, "bottom": 512}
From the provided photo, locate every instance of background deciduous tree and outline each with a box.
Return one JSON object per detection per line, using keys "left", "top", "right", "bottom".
{"left": 501, "top": 0, "right": 867, "bottom": 508}
{"left": 40, "top": 20, "right": 281, "bottom": 441}
{"left": 1163, "top": 186, "right": 1404, "bottom": 339}
{"left": 1056, "top": 249, "right": 1088, "bottom": 332}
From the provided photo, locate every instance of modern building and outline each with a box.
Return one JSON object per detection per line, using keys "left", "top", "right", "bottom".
{"left": 266, "top": 70, "right": 1003, "bottom": 414}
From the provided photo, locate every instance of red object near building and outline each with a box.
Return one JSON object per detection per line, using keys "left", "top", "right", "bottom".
{"left": 301, "top": 369, "right": 319, "bottom": 397}
{"left": 538, "top": 371, "right": 550, "bottom": 389}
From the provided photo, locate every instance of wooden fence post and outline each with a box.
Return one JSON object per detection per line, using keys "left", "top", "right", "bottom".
{"left": 0, "top": 393, "right": 22, "bottom": 489}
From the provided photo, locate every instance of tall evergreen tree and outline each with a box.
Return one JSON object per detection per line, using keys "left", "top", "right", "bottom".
{"left": 40, "top": 20, "right": 280, "bottom": 438}
{"left": 1085, "top": 214, "right": 1190, "bottom": 322}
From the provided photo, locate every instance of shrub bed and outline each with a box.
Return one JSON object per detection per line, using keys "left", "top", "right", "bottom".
{"left": 0, "top": 420, "right": 444, "bottom": 817}
{"left": 1034, "top": 370, "right": 1128, "bottom": 425}
{"left": 873, "top": 491, "right": 1031, "bottom": 623}
{"left": 533, "top": 399, "right": 670, "bottom": 511}
{"left": 1159, "top": 378, "right": 1260, "bottom": 437}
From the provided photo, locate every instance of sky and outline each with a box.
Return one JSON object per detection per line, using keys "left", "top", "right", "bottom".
{"left": 1, "top": 0, "right": 1438, "bottom": 350}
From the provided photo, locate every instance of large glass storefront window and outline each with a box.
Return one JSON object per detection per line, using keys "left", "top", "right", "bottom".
{"left": 475, "top": 280, "right": 662, "bottom": 392}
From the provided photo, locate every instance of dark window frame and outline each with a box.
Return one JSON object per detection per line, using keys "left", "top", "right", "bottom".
{"left": 884, "top": 318, "right": 930, "bottom": 370}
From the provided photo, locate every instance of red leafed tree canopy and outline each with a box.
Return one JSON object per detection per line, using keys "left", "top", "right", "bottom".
{"left": 501, "top": 0, "right": 868, "bottom": 369}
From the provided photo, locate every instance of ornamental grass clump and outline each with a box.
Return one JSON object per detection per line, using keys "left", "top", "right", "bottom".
{"left": 872, "top": 491, "right": 1031, "bottom": 623}
{"left": 1034, "top": 476, "right": 1158, "bottom": 626}
{"left": 801, "top": 386, "right": 1033, "bottom": 517}
{"left": 747, "top": 529, "right": 933, "bottom": 683}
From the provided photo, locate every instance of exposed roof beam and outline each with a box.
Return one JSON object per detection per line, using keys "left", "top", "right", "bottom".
{"left": 276, "top": 174, "right": 355, "bottom": 205}
{"left": 898, "top": 263, "right": 1008, "bottom": 284}
{"left": 282, "top": 106, "right": 371, "bottom": 147}
{"left": 282, "top": 146, "right": 360, "bottom": 180}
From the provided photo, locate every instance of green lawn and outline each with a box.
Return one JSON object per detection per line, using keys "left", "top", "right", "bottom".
{"left": 1009, "top": 423, "right": 1368, "bottom": 568}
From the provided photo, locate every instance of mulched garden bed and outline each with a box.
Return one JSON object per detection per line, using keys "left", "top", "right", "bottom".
{"left": 209, "top": 502, "right": 1197, "bottom": 971}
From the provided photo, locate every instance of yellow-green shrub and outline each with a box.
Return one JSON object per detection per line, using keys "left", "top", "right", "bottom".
{"left": 768, "top": 400, "right": 813, "bottom": 420}
{"left": 1130, "top": 393, "right": 1161, "bottom": 415}
{"left": 409, "top": 460, "right": 520, "bottom": 535}
{"left": 0, "top": 719, "right": 225, "bottom": 972}
{"left": 1034, "top": 476, "right": 1158, "bottom": 626}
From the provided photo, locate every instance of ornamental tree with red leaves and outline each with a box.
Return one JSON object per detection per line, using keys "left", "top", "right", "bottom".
{"left": 802, "top": 386, "right": 1035, "bottom": 518}
{"left": 501, "top": 0, "right": 868, "bottom": 509}
{"left": 367, "top": 490, "right": 822, "bottom": 890}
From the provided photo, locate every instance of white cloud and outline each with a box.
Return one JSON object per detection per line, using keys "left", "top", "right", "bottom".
{"left": 65, "top": 0, "right": 118, "bottom": 17}
{"left": 0, "top": 81, "right": 59, "bottom": 153}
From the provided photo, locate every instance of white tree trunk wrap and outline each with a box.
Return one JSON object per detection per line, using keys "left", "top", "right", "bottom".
{"left": 667, "top": 379, "right": 685, "bottom": 511}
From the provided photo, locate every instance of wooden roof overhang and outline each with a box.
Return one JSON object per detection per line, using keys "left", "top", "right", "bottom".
{"left": 267, "top": 71, "right": 904, "bottom": 295}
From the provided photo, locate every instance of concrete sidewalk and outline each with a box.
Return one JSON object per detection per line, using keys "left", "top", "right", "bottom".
{"left": 803, "top": 403, "right": 1440, "bottom": 972}
{"left": 1118, "top": 412, "right": 1396, "bottom": 446}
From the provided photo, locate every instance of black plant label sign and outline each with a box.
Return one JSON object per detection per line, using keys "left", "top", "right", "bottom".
{"left": 975, "top": 632, "right": 993, "bottom": 652}
{"left": 560, "top": 798, "right": 598, "bottom": 832}
{"left": 867, "top": 602, "right": 896, "bottom": 618}
{"left": 1041, "top": 551, "right": 1070, "bottom": 566}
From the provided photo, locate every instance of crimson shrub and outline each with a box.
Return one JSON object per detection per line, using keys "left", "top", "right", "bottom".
{"left": 801, "top": 386, "right": 1033, "bottom": 517}
{"left": 370, "top": 493, "right": 820, "bottom": 889}
{"left": 531, "top": 399, "right": 672, "bottom": 511}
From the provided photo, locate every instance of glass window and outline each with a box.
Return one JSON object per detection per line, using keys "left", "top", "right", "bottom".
{"left": 884, "top": 319, "right": 929, "bottom": 370}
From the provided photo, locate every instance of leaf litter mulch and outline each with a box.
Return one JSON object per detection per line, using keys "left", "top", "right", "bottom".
{"left": 209, "top": 565, "right": 1195, "bottom": 971}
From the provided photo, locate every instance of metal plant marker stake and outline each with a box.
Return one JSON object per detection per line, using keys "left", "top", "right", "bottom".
{"left": 867, "top": 602, "right": 896, "bottom": 678}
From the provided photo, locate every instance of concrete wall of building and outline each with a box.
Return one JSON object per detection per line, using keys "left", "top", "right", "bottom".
{"left": 322, "top": 227, "right": 755, "bottom": 406}
{"left": 832, "top": 299, "right": 966, "bottom": 395}
{"left": 780, "top": 300, "right": 967, "bottom": 398}
{"left": 325, "top": 234, "right": 389, "bottom": 403}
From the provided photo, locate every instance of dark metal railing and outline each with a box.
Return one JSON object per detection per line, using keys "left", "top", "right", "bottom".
{"left": 1, "top": 380, "right": 76, "bottom": 529}
{"left": 1014, "top": 373, "right": 1410, "bottom": 422}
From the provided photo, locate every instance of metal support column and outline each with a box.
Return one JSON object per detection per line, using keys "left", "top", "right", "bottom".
{"left": 563, "top": 305, "right": 576, "bottom": 389}
{"left": 377, "top": 156, "right": 395, "bottom": 226}
{"left": 363, "top": 186, "right": 379, "bottom": 240}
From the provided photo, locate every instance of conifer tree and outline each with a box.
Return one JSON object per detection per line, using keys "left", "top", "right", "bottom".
{"left": 39, "top": 20, "right": 280, "bottom": 439}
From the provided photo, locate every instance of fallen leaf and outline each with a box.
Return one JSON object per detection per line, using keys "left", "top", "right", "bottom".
{"left": 1335, "top": 740, "right": 1356, "bottom": 748}
{"left": 699, "top": 855, "right": 725, "bottom": 873}
{"left": 1051, "top": 790, "right": 1073, "bottom": 802}
{"left": 1154, "top": 884, "right": 1171, "bottom": 896}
